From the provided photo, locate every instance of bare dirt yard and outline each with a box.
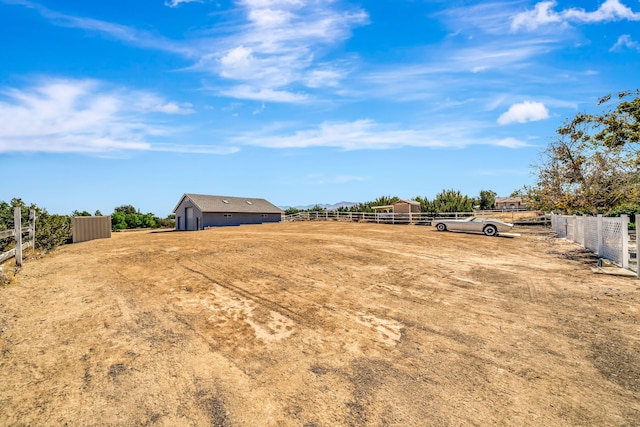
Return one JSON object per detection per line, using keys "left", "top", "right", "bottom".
{"left": 1, "top": 222, "right": 639, "bottom": 426}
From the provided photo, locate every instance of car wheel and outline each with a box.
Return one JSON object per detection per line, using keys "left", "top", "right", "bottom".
{"left": 436, "top": 223, "right": 447, "bottom": 232}
{"left": 484, "top": 225, "right": 497, "bottom": 236}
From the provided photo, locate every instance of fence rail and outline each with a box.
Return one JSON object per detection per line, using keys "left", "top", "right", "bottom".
{"left": 0, "top": 208, "right": 36, "bottom": 267}
{"left": 551, "top": 213, "right": 638, "bottom": 277}
{"left": 284, "top": 210, "right": 549, "bottom": 225}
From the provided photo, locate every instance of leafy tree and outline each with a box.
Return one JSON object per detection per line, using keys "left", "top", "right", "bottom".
{"left": 284, "top": 207, "right": 300, "bottom": 215}
{"left": 413, "top": 196, "right": 432, "bottom": 213}
{"left": 477, "top": 190, "right": 497, "bottom": 210}
{"left": 72, "top": 210, "right": 92, "bottom": 217}
{"left": 114, "top": 205, "right": 138, "bottom": 215}
{"left": 0, "top": 198, "right": 71, "bottom": 253}
{"left": 430, "top": 189, "right": 474, "bottom": 213}
{"left": 528, "top": 91, "right": 640, "bottom": 214}
{"left": 94, "top": 210, "right": 103, "bottom": 216}
{"left": 124, "top": 213, "right": 142, "bottom": 229}
{"left": 111, "top": 212, "right": 127, "bottom": 230}
{"left": 371, "top": 195, "right": 399, "bottom": 207}
{"left": 35, "top": 211, "right": 72, "bottom": 252}
{"left": 140, "top": 214, "right": 157, "bottom": 228}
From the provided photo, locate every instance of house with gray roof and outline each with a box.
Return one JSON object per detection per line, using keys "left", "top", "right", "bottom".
{"left": 173, "top": 194, "right": 283, "bottom": 230}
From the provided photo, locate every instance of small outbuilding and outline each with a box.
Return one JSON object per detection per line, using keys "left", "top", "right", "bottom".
{"left": 173, "top": 194, "right": 283, "bottom": 230}
{"left": 372, "top": 199, "right": 421, "bottom": 214}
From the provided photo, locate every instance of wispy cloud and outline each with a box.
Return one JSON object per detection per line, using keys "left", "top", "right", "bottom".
{"left": 229, "top": 119, "right": 532, "bottom": 150}
{"left": 165, "top": 0, "right": 202, "bottom": 8}
{"left": 0, "top": 78, "right": 233, "bottom": 155}
{"left": 497, "top": 101, "right": 550, "bottom": 125}
{"left": 610, "top": 34, "right": 640, "bottom": 51}
{"left": 191, "top": 0, "right": 368, "bottom": 101}
{"left": 511, "top": 0, "right": 640, "bottom": 32}
{"left": 1, "top": 0, "right": 195, "bottom": 56}
{"left": 4, "top": 0, "right": 368, "bottom": 103}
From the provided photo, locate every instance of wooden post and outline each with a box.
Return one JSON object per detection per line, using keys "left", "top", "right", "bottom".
{"left": 14, "top": 207, "right": 22, "bottom": 267}
{"left": 636, "top": 214, "right": 640, "bottom": 279}
{"left": 29, "top": 209, "right": 36, "bottom": 250}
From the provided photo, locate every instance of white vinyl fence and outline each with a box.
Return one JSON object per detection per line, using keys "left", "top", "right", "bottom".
{"left": 551, "top": 213, "right": 637, "bottom": 276}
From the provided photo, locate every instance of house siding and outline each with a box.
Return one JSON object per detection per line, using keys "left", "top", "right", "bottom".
{"left": 202, "top": 212, "right": 281, "bottom": 227}
{"left": 174, "top": 198, "right": 203, "bottom": 231}
{"left": 174, "top": 194, "right": 283, "bottom": 230}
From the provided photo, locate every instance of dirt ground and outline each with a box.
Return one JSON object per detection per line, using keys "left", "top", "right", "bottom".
{"left": 0, "top": 222, "right": 638, "bottom": 426}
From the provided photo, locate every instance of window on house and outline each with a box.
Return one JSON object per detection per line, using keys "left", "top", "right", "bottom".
{"left": 262, "top": 214, "right": 268, "bottom": 218}
{"left": 224, "top": 214, "right": 232, "bottom": 217}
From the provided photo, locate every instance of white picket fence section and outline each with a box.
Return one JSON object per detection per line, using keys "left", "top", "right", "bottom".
{"left": 551, "top": 213, "right": 638, "bottom": 276}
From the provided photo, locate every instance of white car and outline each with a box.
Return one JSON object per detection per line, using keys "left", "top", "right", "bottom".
{"left": 433, "top": 217, "right": 513, "bottom": 236}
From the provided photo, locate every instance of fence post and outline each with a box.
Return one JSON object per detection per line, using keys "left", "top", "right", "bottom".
{"left": 621, "top": 215, "right": 629, "bottom": 269}
{"left": 636, "top": 214, "right": 639, "bottom": 279}
{"left": 597, "top": 215, "right": 603, "bottom": 256}
{"left": 14, "top": 207, "right": 22, "bottom": 267}
{"left": 29, "top": 209, "right": 36, "bottom": 249}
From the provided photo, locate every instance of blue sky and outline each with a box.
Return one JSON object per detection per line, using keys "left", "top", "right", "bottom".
{"left": 1, "top": 0, "right": 639, "bottom": 215}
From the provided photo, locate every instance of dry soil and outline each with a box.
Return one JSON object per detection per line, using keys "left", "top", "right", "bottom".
{"left": 0, "top": 222, "right": 639, "bottom": 426}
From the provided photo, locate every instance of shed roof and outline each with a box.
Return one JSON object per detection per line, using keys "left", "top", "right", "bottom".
{"left": 174, "top": 194, "right": 283, "bottom": 214}
{"left": 495, "top": 197, "right": 523, "bottom": 204}
{"left": 394, "top": 199, "right": 421, "bottom": 206}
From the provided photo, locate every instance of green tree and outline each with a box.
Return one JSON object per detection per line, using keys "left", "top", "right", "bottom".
{"left": 124, "top": 213, "right": 142, "bottom": 229}
{"left": 140, "top": 214, "right": 157, "bottom": 228}
{"left": 477, "top": 190, "right": 497, "bottom": 210}
{"left": 413, "top": 196, "right": 432, "bottom": 213}
{"left": 94, "top": 210, "right": 103, "bottom": 216}
{"left": 371, "top": 195, "right": 399, "bottom": 207}
{"left": 430, "top": 189, "right": 474, "bottom": 213}
{"left": 114, "top": 205, "right": 138, "bottom": 215}
{"left": 72, "top": 210, "right": 91, "bottom": 216}
{"left": 284, "top": 207, "right": 300, "bottom": 215}
{"left": 529, "top": 91, "right": 640, "bottom": 214}
{"left": 306, "top": 204, "right": 326, "bottom": 212}
{"left": 0, "top": 199, "right": 71, "bottom": 253}
{"left": 111, "top": 212, "right": 127, "bottom": 230}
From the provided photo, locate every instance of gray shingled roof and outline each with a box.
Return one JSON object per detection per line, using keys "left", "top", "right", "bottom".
{"left": 174, "top": 194, "right": 283, "bottom": 214}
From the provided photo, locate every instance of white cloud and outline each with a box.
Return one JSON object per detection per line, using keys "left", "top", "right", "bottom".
{"left": 230, "top": 119, "right": 532, "bottom": 150}
{"left": 150, "top": 101, "right": 195, "bottom": 114}
{"left": 610, "top": 34, "right": 640, "bottom": 51}
{"left": 4, "top": 0, "right": 194, "bottom": 56}
{"left": 165, "top": 0, "right": 202, "bottom": 7}
{"left": 511, "top": 0, "right": 640, "bottom": 31}
{"left": 191, "top": 0, "right": 369, "bottom": 99}
{"left": 219, "top": 85, "right": 309, "bottom": 103}
{"left": 0, "top": 79, "right": 225, "bottom": 154}
{"left": 7, "top": 0, "right": 366, "bottom": 102}
{"left": 497, "top": 101, "right": 550, "bottom": 125}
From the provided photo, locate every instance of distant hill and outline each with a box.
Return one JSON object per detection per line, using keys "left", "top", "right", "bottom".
{"left": 281, "top": 201, "right": 357, "bottom": 211}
